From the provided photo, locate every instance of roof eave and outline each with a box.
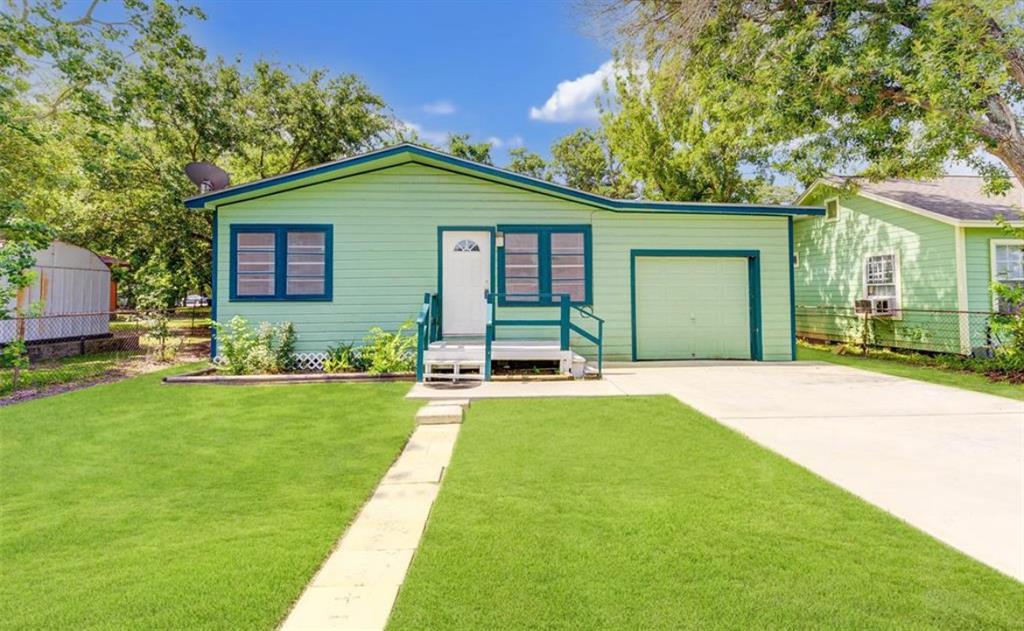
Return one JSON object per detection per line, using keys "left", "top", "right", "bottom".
{"left": 184, "top": 143, "right": 822, "bottom": 217}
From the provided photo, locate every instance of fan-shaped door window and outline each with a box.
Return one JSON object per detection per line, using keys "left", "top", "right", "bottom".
{"left": 454, "top": 239, "right": 481, "bottom": 252}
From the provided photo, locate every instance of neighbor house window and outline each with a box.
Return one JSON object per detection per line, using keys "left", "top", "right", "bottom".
{"left": 230, "top": 225, "right": 332, "bottom": 301}
{"left": 498, "top": 225, "right": 591, "bottom": 305}
{"left": 992, "top": 240, "right": 1024, "bottom": 313}
{"left": 825, "top": 198, "right": 839, "bottom": 221}
{"left": 863, "top": 252, "right": 900, "bottom": 314}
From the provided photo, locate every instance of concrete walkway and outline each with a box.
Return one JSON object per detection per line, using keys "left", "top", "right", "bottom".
{"left": 410, "top": 362, "right": 1024, "bottom": 581}
{"left": 280, "top": 415, "right": 461, "bottom": 630}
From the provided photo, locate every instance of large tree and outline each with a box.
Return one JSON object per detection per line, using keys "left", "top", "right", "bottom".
{"left": 445, "top": 133, "right": 493, "bottom": 165}
{"left": 598, "top": 0, "right": 1024, "bottom": 192}
{"left": 549, "top": 128, "right": 632, "bottom": 197}
{"left": 2, "top": 0, "right": 395, "bottom": 304}
{"left": 603, "top": 59, "right": 777, "bottom": 202}
{"left": 506, "top": 146, "right": 549, "bottom": 179}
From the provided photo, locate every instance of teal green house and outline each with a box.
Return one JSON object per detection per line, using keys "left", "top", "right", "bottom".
{"left": 185, "top": 144, "right": 821, "bottom": 380}
{"left": 795, "top": 176, "right": 1024, "bottom": 355}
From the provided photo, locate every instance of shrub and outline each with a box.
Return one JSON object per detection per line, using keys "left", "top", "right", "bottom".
{"left": 213, "top": 316, "right": 297, "bottom": 375}
{"left": 323, "top": 342, "right": 366, "bottom": 373}
{"left": 275, "top": 322, "right": 297, "bottom": 372}
{"left": 360, "top": 321, "right": 416, "bottom": 374}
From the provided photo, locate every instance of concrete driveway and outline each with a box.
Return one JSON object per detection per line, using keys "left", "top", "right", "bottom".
{"left": 602, "top": 362, "right": 1024, "bottom": 581}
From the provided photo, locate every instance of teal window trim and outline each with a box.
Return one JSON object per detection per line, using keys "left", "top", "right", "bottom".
{"left": 629, "top": 249, "right": 763, "bottom": 361}
{"left": 229, "top": 224, "right": 333, "bottom": 302}
{"left": 497, "top": 224, "right": 592, "bottom": 307}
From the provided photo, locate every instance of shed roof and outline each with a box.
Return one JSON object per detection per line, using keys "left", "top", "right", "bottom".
{"left": 184, "top": 143, "right": 822, "bottom": 217}
{"left": 822, "top": 175, "right": 1024, "bottom": 223}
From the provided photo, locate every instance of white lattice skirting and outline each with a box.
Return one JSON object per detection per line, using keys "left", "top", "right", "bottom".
{"left": 213, "top": 351, "right": 329, "bottom": 372}
{"left": 292, "top": 352, "right": 329, "bottom": 371}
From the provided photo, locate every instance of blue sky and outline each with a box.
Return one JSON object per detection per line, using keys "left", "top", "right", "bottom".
{"left": 192, "top": 0, "right": 615, "bottom": 164}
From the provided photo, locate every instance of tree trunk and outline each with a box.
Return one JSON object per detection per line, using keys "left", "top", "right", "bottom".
{"left": 978, "top": 95, "right": 1024, "bottom": 192}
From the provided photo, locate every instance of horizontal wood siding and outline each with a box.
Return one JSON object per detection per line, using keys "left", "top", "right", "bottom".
{"left": 964, "top": 227, "right": 1010, "bottom": 312}
{"left": 216, "top": 163, "right": 793, "bottom": 361}
{"left": 794, "top": 191, "right": 961, "bottom": 352}
{"left": 593, "top": 214, "right": 791, "bottom": 361}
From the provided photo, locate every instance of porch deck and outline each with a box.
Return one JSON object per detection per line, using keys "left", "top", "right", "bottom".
{"left": 422, "top": 339, "right": 587, "bottom": 382}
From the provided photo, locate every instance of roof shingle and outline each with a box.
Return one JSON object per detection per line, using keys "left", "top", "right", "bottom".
{"left": 825, "top": 175, "right": 1024, "bottom": 221}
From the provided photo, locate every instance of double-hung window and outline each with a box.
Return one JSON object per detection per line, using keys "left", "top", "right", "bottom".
{"left": 992, "top": 240, "right": 1024, "bottom": 313}
{"left": 863, "top": 252, "right": 901, "bottom": 315}
{"left": 498, "top": 225, "right": 592, "bottom": 305}
{"left": 230, "top": 225, "right": 332, "bottom": 301}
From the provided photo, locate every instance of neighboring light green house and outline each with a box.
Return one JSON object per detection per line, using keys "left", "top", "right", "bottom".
{"left": 795, "top": 176, "right": 1024, "bottom": 355}
{"left": 185, "top": 144, "right": 821, "bottom": 380}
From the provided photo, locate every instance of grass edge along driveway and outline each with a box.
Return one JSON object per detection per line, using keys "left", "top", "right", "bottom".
{"left": 1, "top": 367, "right": 418, "bottom": 630}
{"left": 389, "top": 396, "right": 1023, "bottom": 630}
{"left": 797, "top": 344, "right": 1024, "bottom": 401}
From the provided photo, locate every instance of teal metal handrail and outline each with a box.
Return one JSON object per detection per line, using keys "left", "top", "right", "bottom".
{"left": 415, "top": 292, "right": 439, "bottom": 381}
{"left": 484, "top": 291, "right": 604, "bottom": 379}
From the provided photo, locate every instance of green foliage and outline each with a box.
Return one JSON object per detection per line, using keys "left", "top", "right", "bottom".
{"left": 275, "top": 322, "right": 297, "bottom": 372}
{"left": 548, "top": 128, "right": 632, "bottom": 197}
{"left": 3, "top": 1, "right": 397, "bottom": 303}
{"left": 603, "top": 59, "right": 781, "bottom": 202}
{"left": 323, "top": 342, "right": 366, "bottom": 373}
{"left": 445, "top": 133, "right": 493, "bottom": 164}
{"left": 506, "top": 147, "right": 549, "bottom": 179}
{"left": 990, "top": 216, "right": 1024, "bottom": 357}
{"left": 0, "top": 204, "right": 55, "bottom": 318}
{"left": 0, "top": 340, "right": 30, "bottom": 374}
{"left": 212, "top": 316, "right": 297, "bottom": 375}
{"left": 360, "top": 321, "right": 416, "bottom": 374}
{"left": 603, "top": 0, "right": 1024, "bottom": 188}
{"left": 812, "top": 339, "right": 1023, "bottom": 384}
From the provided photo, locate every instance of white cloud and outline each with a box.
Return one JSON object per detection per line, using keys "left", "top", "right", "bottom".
{"left": 399, "top": 120, "right": 448, "bottom": 145}
{"left": 486, "top": 136, "right": 504, "bottom": 148}
{"left": 529, "top": 60, "right": 618, "bottom": 123}
{"left": 422, "top": 100, "right": 456, "bottom": 115}
{"left": 508, "top": 135, "right": 524, "bottom": 148}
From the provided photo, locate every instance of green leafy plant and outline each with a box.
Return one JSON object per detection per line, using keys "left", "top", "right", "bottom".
{"left": 360, "top": 321, "right": 416, "bottom": 374}
{"left": 275, "top": 322, "right": 298, "bottom": 372}
{"left": 323, "top": 342, "right": 366, "bottom": 373}
{"left": 212, "top": 316, "right": 297, "bottom": 375}
{"left": 0, "top": 210, "right": 56, "bottom": 391}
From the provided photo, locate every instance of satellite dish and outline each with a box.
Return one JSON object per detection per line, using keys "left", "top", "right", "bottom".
{"left": 185, "top": 162, "right": 230, "bottom": 193}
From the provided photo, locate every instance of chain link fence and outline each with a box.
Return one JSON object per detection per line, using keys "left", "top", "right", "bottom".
{"left": 796, "top": 305, "right": 1011, "bottom": 355}
{"left": 0, "top": 308, "right": 210, "bottom": 401}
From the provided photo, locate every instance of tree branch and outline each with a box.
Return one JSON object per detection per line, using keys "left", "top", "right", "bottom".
{"left": 987, "top": 18, "right": 1024, "bottom": 88}
{"left": 69, "top": 0, "right": 101, "bottom": 26}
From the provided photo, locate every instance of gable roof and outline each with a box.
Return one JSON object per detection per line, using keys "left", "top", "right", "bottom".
{"left": 799, "top": 175, "right": 1024, "bottom": 226}
{"left": 184, "top": 143, "right": 822, "bottom": 217}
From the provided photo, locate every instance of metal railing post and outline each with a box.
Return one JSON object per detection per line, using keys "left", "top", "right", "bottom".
{"left": 559, "top": 294, "right": 570, "bottom": 351}
{"left": 484, "top": 291, "right": 494, "bottom": 381}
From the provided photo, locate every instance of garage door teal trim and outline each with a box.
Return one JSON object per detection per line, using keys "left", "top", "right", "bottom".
{"left": 788, "top": 217, "right": 796, "bottom": 360}
{"left": 629, "top": 249, "right": 763, "bottom": 361}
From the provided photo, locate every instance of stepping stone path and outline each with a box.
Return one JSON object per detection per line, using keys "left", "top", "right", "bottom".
{"left": 279, "top": 400, "right": 465, "bottom": 630}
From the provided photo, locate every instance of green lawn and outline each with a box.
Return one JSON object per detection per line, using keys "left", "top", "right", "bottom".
{"left": 1, "top": 367, "right": 418, "bottom": 630}
{"left": 389, "top": 397, "right": 1023, "bottom": 630}
{"left": 0, "top": 352, "right": 128, "bottom": 397}
{"left": 797, "top": 345, "right": 1024, "bottom": 401}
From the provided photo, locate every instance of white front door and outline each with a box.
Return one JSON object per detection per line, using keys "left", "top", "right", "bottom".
{"left": 442, "top": 230, "right": 491, "bottom": 336}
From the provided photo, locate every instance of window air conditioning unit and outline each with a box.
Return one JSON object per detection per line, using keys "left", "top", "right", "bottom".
{"left": 855, "top": 297, "right": 897, "bottom": 316}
